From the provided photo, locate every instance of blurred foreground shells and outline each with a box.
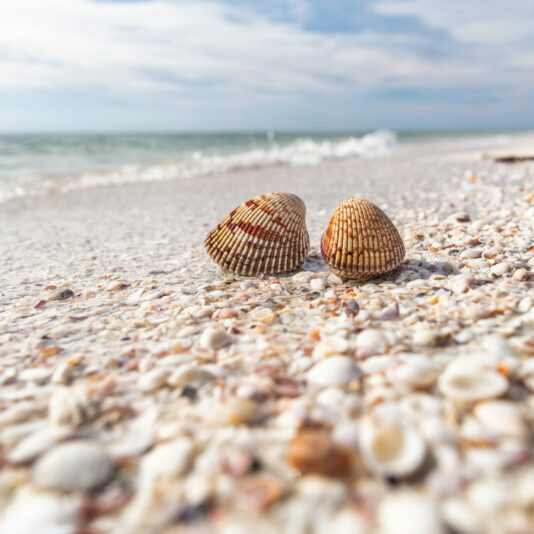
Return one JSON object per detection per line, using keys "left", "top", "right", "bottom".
{"left": 204, "top": 192, "right": 309, "bottom": 275}
{"left": 321, "top": 197, "right": 405, "bottom": 280}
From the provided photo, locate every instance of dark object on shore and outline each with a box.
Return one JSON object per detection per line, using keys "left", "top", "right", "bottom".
{"left": 494, "top": 155, "right": 534, "bottom": 163}
{"left": 48, "top": 287, "right": 75, "bottom": 301}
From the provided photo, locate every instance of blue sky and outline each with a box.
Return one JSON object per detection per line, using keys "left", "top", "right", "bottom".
{"left": 1, "top": 0, "right": 533, "bottom": 132}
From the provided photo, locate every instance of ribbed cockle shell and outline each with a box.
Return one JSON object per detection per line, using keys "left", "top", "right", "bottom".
{"left": 321, "top": 197, "right": 404, "bottom": 280}
{"left": 204, "top": 192, "right": 309, "bottom": 275}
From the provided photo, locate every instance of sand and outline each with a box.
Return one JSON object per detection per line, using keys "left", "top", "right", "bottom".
{"left": 0, "top": 134, "right": 533, "bottom": 533}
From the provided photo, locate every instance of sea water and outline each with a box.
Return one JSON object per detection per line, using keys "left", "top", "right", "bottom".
{"left": 0, "top": 129, "right": 512, "bottom": 203}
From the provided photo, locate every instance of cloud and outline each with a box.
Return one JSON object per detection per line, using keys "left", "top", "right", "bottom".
{"left": 0, "top": 0, "right": 529, "bottom": 93}
{"left": 372, "top": 0, "right": 534, "bottom": 45}
{"left": 0, "top": 0, "right": 533, "bottom": 130}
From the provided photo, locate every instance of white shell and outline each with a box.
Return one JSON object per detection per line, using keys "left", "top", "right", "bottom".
{"left": 438, "top": 360, "right": 508, "bottom": 402}
{"left": 378, "top": 491, "right": 445, "bottom": 534}
{"left": 199, "top": 327, "right": 232, "bottom": 350}
{"left": 359, "top": 414, "right": 427, "bottom": 478}
{"left": 306, "top": 356, "right": 360, "bottom": 387}
{"left": 0, "top": 488, "right": 81, "bottom": 534}
{"left": 473, "top": 400, "right": 528, "bottom": 439}
{"left": 388, "top": 354, "right": 437, "bottom": 389}
{"left": 355, "top": 329, "right": 389, "bottom": 356}
{"left": 33, "top": 440, "right": 114, "bottom": 491}
{"left": 8, "top": 426, "right": 72, "bottom": 464}
{"left": 140, "top": 438, "right": 195, "bottom": 487}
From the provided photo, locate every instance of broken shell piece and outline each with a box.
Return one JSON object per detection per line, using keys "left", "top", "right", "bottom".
{"left": 48, "top": 386, "right": 99, "bottom": 427}
{"left": 167, "top": 365, "right": 215, "bottom": 390}
{"left": 321, "top": 197, "right": 405, "bottom": 280}
{"left": 238, "top": 475, "right": 285, "bottom": 512}
{"left": 359, "top": 415, "right": 427, "bottom": 479}
{"left": 438, "top": 360, "right": 508, "bottom": 402}
{"left": 204, "top": 192, "right": 309, "bottom": 275}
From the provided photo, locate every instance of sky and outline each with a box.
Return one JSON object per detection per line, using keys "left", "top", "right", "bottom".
{"left": 0, "top": 0, "right": 533, "bottom": 132}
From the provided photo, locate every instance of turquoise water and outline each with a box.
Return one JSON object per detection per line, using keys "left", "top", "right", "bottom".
{"left": 0, "top": 129, "right": 516, "bottom": 202}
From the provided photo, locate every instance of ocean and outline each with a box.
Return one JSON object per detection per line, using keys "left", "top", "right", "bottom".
{"left": 0, "top": 130, "right": 514, "bottom": 203}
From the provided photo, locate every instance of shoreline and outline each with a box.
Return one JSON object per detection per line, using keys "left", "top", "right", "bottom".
{"left": 1, "top": 136, "right": 534, "bottom": 533}
{"left": 1, "top": 130, "right": 533, "bottom": 209}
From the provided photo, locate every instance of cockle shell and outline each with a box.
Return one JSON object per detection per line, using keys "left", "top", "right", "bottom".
{"left": 321, "top": 197, "right": 405, "bottom": 280}
{"left": 204, "top": 192, "right": 309, "bottom": 275}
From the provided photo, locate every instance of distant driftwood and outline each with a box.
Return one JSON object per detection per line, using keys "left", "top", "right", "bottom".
{"left": 493, "top": 155, "right": 534, "bottom": 163}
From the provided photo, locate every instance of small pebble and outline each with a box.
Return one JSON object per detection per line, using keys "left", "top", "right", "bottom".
{"left": 48, "top": 287, "right": 74, "bottom": 301}
{"left": 215, "top": 307, "right": 238, "bottom": 319}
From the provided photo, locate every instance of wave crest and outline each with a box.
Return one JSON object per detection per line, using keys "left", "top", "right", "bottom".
{"left": 0, "top": 129, "right": 397, "bottom": 203}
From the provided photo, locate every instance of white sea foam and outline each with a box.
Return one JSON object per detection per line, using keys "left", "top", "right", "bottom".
{"left": 0, "top": 130, "right": 397, "bottom": 203}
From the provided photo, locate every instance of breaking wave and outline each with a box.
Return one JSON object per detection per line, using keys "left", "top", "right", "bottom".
{"left": 0, "top": 129, "right": 397, "bottom": 203}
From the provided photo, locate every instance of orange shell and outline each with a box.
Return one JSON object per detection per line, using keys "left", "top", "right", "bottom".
{"left": 204, "top": 192, "right": 309, "bottom": 275}
{"left": 321, "top": 197, "right": 405, "bottom": 280}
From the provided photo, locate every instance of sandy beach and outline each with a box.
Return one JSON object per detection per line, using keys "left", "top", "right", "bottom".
{"left": 1, "top": 134, "right": 534, "bottom": 533}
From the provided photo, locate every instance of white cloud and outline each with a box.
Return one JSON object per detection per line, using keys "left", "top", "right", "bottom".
{"left": 0, "top": 0, "right": 532, "bottom": 102}
{"left": 372, "top": 0, "right": 534, "bottom": 45}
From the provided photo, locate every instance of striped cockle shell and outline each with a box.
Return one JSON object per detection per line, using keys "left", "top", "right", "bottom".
{"left": 321, "top": 197, "right": 405, "bottom": 280}
{"left": 204, "top": 192, "right": 309, "bottom": 275}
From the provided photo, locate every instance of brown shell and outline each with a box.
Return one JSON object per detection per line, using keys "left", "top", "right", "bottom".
{"left": 321, "top": 197, "right": 405, "bottom": 280}
{"left": 204, "top": 192, "right": 309, "bottom": 276}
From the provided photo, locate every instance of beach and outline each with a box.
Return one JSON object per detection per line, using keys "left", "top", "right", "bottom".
{"left": 1, "top": 133, "right": 534, "bottom": 533}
